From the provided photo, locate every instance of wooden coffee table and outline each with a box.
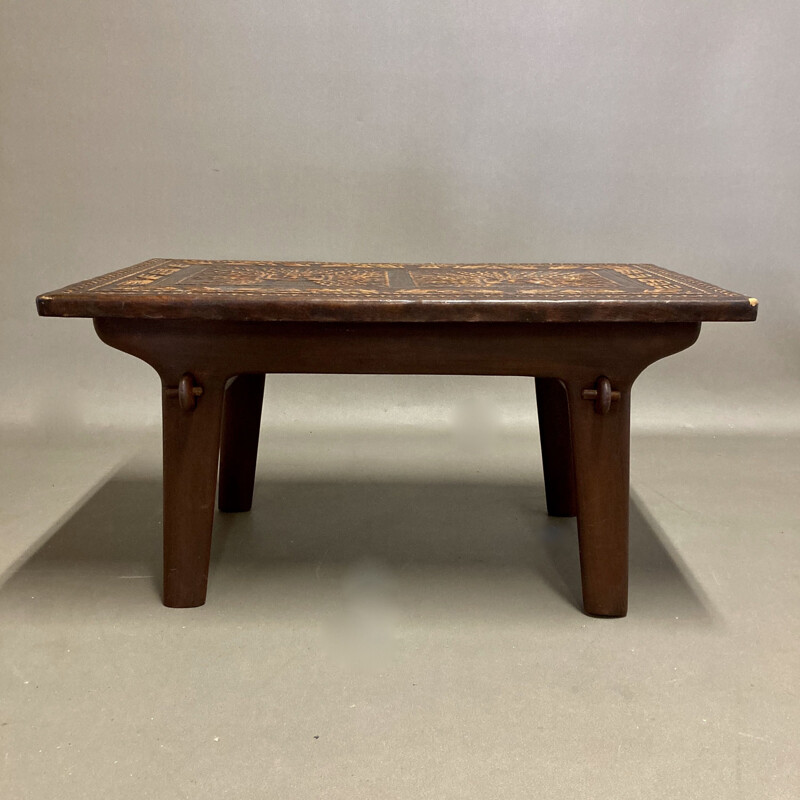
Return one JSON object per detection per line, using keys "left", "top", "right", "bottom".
{"left": 37, "top": 259, "right": 757, "bottom": 616}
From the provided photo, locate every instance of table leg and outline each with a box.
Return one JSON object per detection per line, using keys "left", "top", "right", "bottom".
{"left": 161, "top": 375, "right": 226, "bottom": 608}
{"left": 564, "top": 378, "right": 631, "bottom": 617}
{"left": 218, "top": 373, "right": 266, "bottom": 513}
{"left": 535, "top": 377, "right": 576, "bottom": 517}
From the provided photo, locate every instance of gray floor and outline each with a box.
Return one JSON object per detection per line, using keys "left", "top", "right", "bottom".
{"left": 0, "top": 427, "right": 798, "bottom": 799}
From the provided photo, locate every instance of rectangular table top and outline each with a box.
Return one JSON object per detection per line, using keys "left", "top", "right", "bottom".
{"left": 36, "top": 259, "right": 758, "bottom": 324}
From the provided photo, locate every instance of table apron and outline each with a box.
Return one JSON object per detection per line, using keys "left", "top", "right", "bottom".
{"left": 93, "top": 318, "right": 701, "bottom": 384}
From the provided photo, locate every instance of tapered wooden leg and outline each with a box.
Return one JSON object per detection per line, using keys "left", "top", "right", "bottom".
{"left": 218, "top": 373, "right": 265, "bottom": 512}
{"left": 535, "top": 377, "right": 576, "bottom": 517}
{"left": 565, "top": 378, "right": 632, "bottom": 617}
{"left": 161, "top": 375, "right": 226, "bottom": 608}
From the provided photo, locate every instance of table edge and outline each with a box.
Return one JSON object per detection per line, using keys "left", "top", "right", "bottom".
{"left": 36, "top": 292, "right": 759, "bottom": 323}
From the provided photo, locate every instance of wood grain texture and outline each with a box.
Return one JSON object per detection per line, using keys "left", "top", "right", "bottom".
{"left": 36, "top": 258, "right": 757, "bottom": 615}
{"left": 93, "top": 316, "right": 703, "bottom": 614}
{"left": 36, "top": 259, "right": 758, "bottom": 323}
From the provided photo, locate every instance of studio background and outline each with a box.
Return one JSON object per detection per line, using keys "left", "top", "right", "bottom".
{"left": 2, "top": 4, "right": 799, "bottom": 800}
{"left": 2, "top": 0, "right": 798, "bottom": 435}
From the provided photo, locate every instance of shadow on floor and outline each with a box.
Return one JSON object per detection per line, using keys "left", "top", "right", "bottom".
{"left": 0, "top": 476, "right": 717, "bottom": 623}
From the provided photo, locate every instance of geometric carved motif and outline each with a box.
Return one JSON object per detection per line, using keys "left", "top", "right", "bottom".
{"left": 59, "top": 259, "right": 744, "bottom": 300}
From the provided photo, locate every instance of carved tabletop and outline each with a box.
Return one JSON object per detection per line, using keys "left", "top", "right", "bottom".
{"left": 36, "top": 259, "right": 758, "bottom": 323}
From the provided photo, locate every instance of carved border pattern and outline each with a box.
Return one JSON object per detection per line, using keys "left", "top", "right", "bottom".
{"left": 51, "top": 259, "right": 743, "bottom": 301}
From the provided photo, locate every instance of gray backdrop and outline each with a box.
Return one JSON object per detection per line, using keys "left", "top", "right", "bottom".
{"left": 3, "top": 1, "right": 798, "bottom": 435}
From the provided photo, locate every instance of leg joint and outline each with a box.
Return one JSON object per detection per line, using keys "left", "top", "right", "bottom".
{"left": 580, "top": 376, "right": 621, "bottom": 415}
{"left": 165, "top": 373, "right": 204, "bottom": 411}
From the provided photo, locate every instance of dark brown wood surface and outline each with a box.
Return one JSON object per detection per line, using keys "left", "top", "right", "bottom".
{"left": 92, "top": 316, "right": 702, "bottom": 614}
{"left": 34, "top": 258, "right": 758, "bottom": 616}
{"left": 37, "top": 258, "right": 758, "bottom": 323}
